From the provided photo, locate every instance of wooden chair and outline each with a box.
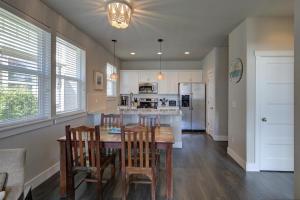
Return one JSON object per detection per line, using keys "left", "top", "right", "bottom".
{"left": 121, "top": 125, "right": 158, "bottom": 200}
{"left": 65, "top": 125, "right": 116, "bottom": 200}
{"left": 138, "top": 114, "right": 160, "bottom": 128}
{"left": 101, "top": 113, "right": 123, "bottom": 169}
{"left": 101, "top": 113, "right": 122, "bottom": 128}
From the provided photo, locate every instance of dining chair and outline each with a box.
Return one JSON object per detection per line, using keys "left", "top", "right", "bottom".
{"left": 65, "top": 125, "right": 116, "bottom": 200}
{"left": 121, "top": 125, "right": 159, "bottom": 200}
{"left": 100, "top": 113, "right": 123, "bottom": 168}
{"left": 101, "top": 113, "right": 123, "bottom": 128}
{"left": 138, "top": 114, "right": 160, "bottom": 128}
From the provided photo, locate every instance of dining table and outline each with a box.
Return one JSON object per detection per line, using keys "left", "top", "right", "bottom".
{"left": 57, "top": 126, "right": 175, "bottom": 200}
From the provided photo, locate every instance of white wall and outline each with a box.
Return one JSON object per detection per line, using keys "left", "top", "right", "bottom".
{"left": 295, "top": 1, "right": 300, "bottom": 198}
{"left": 245, "top": 17, "right": 294, "bottom": 165}
{"left": 202, "top": 47, "right": 228, "bottom": 140}
{"left": 121, "top": 60, "right": 203, "bottom": 70}
{"left": 228, "top": 17, "right": 294, "bottom": 170}
{"left": 228, "top": 21, "right": 248, "bottom": 167}
{"left": 0, "top": 0, "right": 119, "bottom": 186}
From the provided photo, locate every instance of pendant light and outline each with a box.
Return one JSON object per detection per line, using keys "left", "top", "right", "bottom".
{"left": 157, "top": 38, "right": 164, "bottom": 80}
{"left": 110, "top": 39, "right": 118, "bottom": 80}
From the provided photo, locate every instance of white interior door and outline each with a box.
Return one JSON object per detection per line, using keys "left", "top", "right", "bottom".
{"left": 206, "top": 72, "right": 215, "bottom": 135}
{"left": 257, "top": 55, "right": 294, "bottom": 171}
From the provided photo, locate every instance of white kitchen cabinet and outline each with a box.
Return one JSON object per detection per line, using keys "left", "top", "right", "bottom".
{"left": 178, "top": 71, "right": 192, "bottom": 83}
{"left": 120, "top": 70, "right": 139, "bottom": 94}
{"left": 192, "top": 70, "right": 203, "bottom": 82}
{"left": 158, "top": 71, "right": 178, "bottom": 94}
{"left": 139, "top": 70, "right": 158, "bottom": 83}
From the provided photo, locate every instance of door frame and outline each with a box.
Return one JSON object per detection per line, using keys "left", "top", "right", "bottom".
{"left": 255, "top": 50, "right": 294, "bottom": 171}
{"left": 206, "top": 70, "right": 215, "bottom": 135}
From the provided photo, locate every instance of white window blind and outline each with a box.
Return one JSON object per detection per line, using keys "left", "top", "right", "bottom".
{"left": 56, "top": 37, "right": 86, "bottom": 114}
{"left": 0, "top": 7, "right": 51, "bottom": 126}
{"left": 106, "top": 63, "right": 117, "bottom": 97}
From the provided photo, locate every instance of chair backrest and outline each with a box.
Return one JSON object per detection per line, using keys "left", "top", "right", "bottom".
{"left": 121, "top": 126, "right": 156, "bottom": 170}
{"left": 65, "top": 125, "right": 101, "bottom": 169}
{"left": 138, "top": 114, "right": 160, "bottom": 128}
{"left": 101, "top": 113, "right": 122, "bottom": 128}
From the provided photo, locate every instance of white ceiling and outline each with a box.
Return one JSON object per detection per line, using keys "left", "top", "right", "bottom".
{"left": 42, "top": 0, "right": 294, "bottom": 61}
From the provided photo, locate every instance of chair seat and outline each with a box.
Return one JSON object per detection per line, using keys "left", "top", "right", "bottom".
{"left": 73, "top": 154, "right": 114, "bottom": 173}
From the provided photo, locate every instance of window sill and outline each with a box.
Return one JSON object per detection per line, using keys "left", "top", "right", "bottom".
{"left": 0, "top": 118, "right": 53, "bottom": 140}
{"left": 0, "top": 112, "right": 87, "bottom": 140}
{"left": 54, "top": 111, "right": 87, "bottom": 124}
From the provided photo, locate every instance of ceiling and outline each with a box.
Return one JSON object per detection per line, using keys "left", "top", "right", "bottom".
{"left": 42, "top": 0, "right": 294, "bottom": 61}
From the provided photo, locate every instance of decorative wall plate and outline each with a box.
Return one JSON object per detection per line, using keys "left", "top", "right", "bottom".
{"left": 229, "top": 58, "right": 243, "bottom": 84}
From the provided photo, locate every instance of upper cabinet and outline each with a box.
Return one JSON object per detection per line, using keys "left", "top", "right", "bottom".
{"left": 158, "top": 71, "right": 179, "bottom": 94}
{"left": 120, "top": 70, "right": 203, "bottom": 94}
{"left": 178, "top": 70, "right": 203, "bottom": 82}
{"left": 139, "top": 70, "right": 158, "bottom": 83}
{"left": 120, "top": 70, "right": 139, "bottom": 94}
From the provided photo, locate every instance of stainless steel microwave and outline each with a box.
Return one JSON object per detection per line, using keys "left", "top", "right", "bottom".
{"left": 138, "top": 83, "right": 158, "bottom": 94}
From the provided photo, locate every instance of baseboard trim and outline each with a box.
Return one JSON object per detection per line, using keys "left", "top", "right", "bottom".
{"left": 25, "top": 162, "right": 60, "bottom": 189}
{"left": 246, "top": 162, "right": 260, "bottom": 172}
{"left": 227, "top": 147, "right": 246, "bottom": 170}
{"left": 173, "top": 142, "right": 183, "bottom": 148}
{"left": 211, "top": 135, "right": 228, "bottom": 141}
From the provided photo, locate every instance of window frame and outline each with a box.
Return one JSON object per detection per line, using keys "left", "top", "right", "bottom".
{"left": 55, "top": 35, "right": 86, "bottom": 116}
{"left": 106, "top": 63, "right": 118, "bottom": 98}
{"left": 0, "top": 5, "right": 52, "bottom": 129}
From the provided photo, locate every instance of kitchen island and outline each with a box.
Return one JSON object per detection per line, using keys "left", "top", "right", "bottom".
{"left": 121, "top": 107, "right": 182, "bottom": 148}
{"left": 88, "top": 107, "right": 182, "bottom": 148}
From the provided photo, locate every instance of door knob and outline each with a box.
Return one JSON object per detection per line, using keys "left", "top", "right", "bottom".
{"left": 261, "top": 117, "right": 267, "bottom": 122}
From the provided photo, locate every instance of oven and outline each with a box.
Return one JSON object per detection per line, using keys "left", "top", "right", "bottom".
{"left": 138, "top": 83, "right": 158, "bottom": 94}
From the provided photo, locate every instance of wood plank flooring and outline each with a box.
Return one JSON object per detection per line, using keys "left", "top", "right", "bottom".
{"left": 32, "top": 133, "right": 294, "bottom": 200}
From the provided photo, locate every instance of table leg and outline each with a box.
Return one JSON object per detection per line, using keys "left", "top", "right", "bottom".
{"left": 60, "top": 142, "right": 67, "bottom": 197}
{"left": 166, "top": 144, "right": 173, "bottom": 200}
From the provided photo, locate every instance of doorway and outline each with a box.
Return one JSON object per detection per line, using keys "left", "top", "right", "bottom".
{"left": 256, "top": 51, "right": 294, "bottom": 171}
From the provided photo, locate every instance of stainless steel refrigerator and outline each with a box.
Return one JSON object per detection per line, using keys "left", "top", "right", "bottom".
{"left": 179, "top": 83, "right": 206, "bottom": 131}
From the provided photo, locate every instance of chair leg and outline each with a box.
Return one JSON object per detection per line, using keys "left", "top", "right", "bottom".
{"left": 97, "top": 179, "right": 103, "bottom": 200}
{"left": 119, "top": 149, "right": 122, "bottom": 170}
{"left": 122, "top": 173, "right": 127, "bottom": 200}
{"left": 151, "top": 176, "right": 156, "bottom": 200}
{"left": 111, "top": 156, "right": 116, "bottom": 179}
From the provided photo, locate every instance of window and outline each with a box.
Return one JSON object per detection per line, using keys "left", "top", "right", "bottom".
{"left": 56, "top": 37, "right": 86, "bottom": 115}
{"left": 106, "top": 63, "right": 117, "bottom": 97}
{"left": 0, "top": 7, "right": 51, "bottom": 126}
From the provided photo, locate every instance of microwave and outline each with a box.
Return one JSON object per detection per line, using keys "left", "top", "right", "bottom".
{"left": 139, "top": 83, "right": 158, "bottom": 94}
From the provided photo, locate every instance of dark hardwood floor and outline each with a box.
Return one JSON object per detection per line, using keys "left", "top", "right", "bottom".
{"left": 33, "top": 133, "right": 294, "bottom": 200}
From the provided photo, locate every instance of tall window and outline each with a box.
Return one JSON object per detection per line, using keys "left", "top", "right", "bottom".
{"left": 0, "top": 7, "right": 51, "bottom": 126}
{"left": 106, "top": 63, "right": 117, "bottom": 97}
{"left": 56, "top": 37, "right": 86, "bottom": 114}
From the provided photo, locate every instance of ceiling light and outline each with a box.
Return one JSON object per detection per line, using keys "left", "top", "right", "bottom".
{"left": 110, "top": 40, "right": 118, "bottom": 80}
{"left": 130, "top": 52, "right": 136, "bottom": 55}
{"left": 184, "top": 51, "right": 190, "bottom": 55}
{"left": 157, "top": 39, "right": 165, "bottom": 80}
{"left": 107, "top": 0, "right": 133, "bottom": 29}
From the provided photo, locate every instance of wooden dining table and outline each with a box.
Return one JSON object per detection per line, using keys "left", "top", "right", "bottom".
{"left": 57, "top": 126, "right": 175, "bottom": 200}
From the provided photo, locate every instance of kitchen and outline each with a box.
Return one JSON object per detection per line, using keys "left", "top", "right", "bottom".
{"left": 118, "top": 69, "right": 205, "bottom": 148}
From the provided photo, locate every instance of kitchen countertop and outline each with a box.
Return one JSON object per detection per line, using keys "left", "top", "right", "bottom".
{"left": 118, "top": 107, "right": 181, "bottom": 115}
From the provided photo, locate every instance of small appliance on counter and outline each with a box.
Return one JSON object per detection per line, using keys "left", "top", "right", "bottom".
{"left": 120, "top": 95, "right": 129, "bottom": 106}
{"left": 160, "top": 98, "right": 168, "bottom": 107}
{"left": 168, "top": 100, "right": 177, "bottom": 107}
{"left": 138, "top": 98, "right": 158, "bottom": 109}
{"left": 138, "top": 83, "right": 158, "bottom": 94}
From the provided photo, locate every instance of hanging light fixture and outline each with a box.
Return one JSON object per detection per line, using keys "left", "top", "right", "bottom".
{"left": 157, "top": 39, "right": 165, "bottom": 80}
{"left": 110, "top": 39, "right": 118, "bottom": 80}
{"left": 106, "top": 0, "right": 133, "bottom": 29}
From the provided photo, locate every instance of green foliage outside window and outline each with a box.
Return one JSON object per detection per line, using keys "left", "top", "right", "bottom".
{"left": 0, "top": 88, "right": 38, "bottom": 121}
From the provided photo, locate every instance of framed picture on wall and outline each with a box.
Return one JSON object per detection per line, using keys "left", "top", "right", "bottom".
{"left": 94, "top": 71, "right": 104, "bottom": 90}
